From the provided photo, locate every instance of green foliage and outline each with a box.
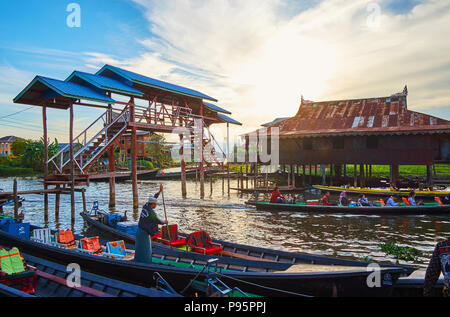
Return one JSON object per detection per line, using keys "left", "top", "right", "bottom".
{"left": 21, "top": 138, "right": 59, "bottom": 172}
{"left": 144, "top": 134, "right": 171, "bottom": 168}
{"left": 10, "top": 138, "right": 28, "bottom": 156}
{"left": 138, "top": 160, "right": 154, "bottom": 170}
{"left": 379, "top": 241, "right": 423, "bottom": 263}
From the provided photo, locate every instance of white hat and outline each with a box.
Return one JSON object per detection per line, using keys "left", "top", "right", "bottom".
{"left": 148, "top": 196, "right": 158, "bottom": 204}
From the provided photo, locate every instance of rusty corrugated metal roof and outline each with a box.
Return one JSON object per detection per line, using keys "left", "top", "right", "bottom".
{"left": 267, "top": 92, "right": 450, "bottom": 138}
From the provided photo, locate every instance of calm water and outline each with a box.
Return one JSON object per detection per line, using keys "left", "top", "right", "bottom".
{"left": 1, "top": 176, "right": 450, "bottom": 269}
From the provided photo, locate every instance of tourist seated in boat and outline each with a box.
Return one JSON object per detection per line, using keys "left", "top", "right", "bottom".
{"left": 135, "top": 184, "right": 168, "bottom": 264}
{"left": 358, "top": 194, "right": 372, "bottom": 206}
{"left": 386, "top": 195, "right": 400, "bottom": 207}
{"left": 407, "top": 191, "right": 423, "bottom": 206}
{"left": 339, "top": 191, "right": 349, "bottom": 206}
{"left": 270, "top": 186, "right": 285, "bottom": 203}
{"left": 320, "top": 192, "right": 331, "bottom": 206}
{"left": 424, "top": 237, "right": 450, "bottom": 297}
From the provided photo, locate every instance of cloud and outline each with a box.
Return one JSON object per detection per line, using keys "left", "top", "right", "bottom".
{"left": 113, "top": 0, "right": 450, "bottom": 141}
{"left": 3, "top": 0, "right": 450, "bottom": 143}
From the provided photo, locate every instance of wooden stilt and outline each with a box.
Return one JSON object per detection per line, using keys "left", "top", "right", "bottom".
{"left": 130, "top": 100, "right": 139, "bottom": 209}
{"left": 180, "top": 134, "right": 187, "bottom": 197}
{"left": 354, "top": 164, "right": 358, "bottom": 187}
{"left": 55, "top": 185, "right": 60, "bottom": 223}
{"left": 13, "top": 179, "right": 18, "bottom": 219}
{"left": 69, "top": 104, "right": 75, "bottom": 223}
{"left": 292, "top": 165, "right": 296, "bottom": 189}
{"left": 81, "top": 188, "right": 87, "bottom": 213}
{"left": 42, "top": 105, "right": 49, "bottom": 221}
{"left": 302, "top": 165, "right": 306, "bottom": 186}
{"left": 108, "top": 147, "right": 116, "bottom": 209}
{"left": 227, "top": 123, "right": 230, "bottom": 196}
{"left": 200, "top": 106, "right": 205, "bottom": 199}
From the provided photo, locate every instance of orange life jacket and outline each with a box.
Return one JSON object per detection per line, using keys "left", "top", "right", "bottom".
{"left": 379, "top": 199, "right": 386, "bottom": 206}
{"left": 80, "top": 237, "right": 103, "bottom": 255}
{"left": 435, "top": 197, "right": 443, "bottom": 205}
{"left": 402, "top": 197, "right": 411, "bottom": 206}
{"left": 57, "top": 229, "right": 77, "bottom": 248}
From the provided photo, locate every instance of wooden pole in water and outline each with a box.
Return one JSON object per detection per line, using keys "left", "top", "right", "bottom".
{"left": 130, "top": 98, "right": 139, "bottom": 209}
{"left": 302, "top": 165, "right": 306, "bottom": 186}
{"left": 199, "top": 105, "right": 205, "bottom": 198}
{"left": 180, "top": 133, "right": 187, "bottom": 197}
{"left": 42, "top": 105, "right": 49, "bottom": 221}
{"left": 69, "top": 104, "right": 75, "bottom": 224}
{"left": 227, "top": 123, "right": 230, "bottom": 196}
{"left": 107, "top": 103, "right": 116, "bottom": 209}
{"left": 354, "top": 164, "right": 358, "bottom": 187}
{"left": 55, "top": 184, "right": 60, "bottom": 222}
{"left": 13, "top": 178, "right": 18, "bottom": 218}
{"left": 81, "top": 188, "right": 87, "bottom": 213}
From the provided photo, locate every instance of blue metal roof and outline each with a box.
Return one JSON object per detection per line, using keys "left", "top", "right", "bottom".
{"left": 96, "top": 64, "right": 218, "bottom": 102}
{"left": 13, "top": 76, "right": 115, "bottom": 105}
{"left": 66, "top": 71, "right": 144, "bottom": 97}
{"left": 203, "top": 102, "right": 232, "bottom": 115}
{"left": 217, "top": 113, "right": 242, "bottom": 126}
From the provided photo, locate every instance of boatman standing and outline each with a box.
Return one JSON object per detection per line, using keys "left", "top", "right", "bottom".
{"left": 424, "top": 237, "right": 450, "bottom": 297}
{"left": 134, "top": 184, "right": 167, "bottom": 264}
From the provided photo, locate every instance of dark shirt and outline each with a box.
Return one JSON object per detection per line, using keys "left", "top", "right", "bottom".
{"left": 138, "top": 193, "right": 165, "bottom": 237}
{"left": 424, "top": 238, "right": 450, "bottom": 297}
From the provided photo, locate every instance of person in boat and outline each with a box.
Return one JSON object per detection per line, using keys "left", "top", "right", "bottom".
{"left": 443, "top": 193, "right": 450, "bottom": 205}
{"left": 407, "top": 191, "right": 423, "bottom": 206}
{"left": 424, "top": 237, "right": 450, "bottom": 297}
{"left": 320, "top": 191, "right": 331, "bottom": 206}
{"left": 270, "top": 186, "right": 285, "bottom": 203}
{"left": 134, "top": 184, "right": 168, "bottom": 264}
{"left": 358, "top": 194, "right": 372, "bottom": 207}
{"left": 386, "top": 195, "right": 399, "bottom": 207}
{"left": 339, "top": 191, "right": 349, "bottom": 206}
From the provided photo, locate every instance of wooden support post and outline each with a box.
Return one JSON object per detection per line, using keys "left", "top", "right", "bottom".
{"left": 302, "top": 165, "right": 306, "bottom": 186}
{"left": 81, "top": 188, "right": 87, "bottom": 213}
{"left": 200, "top": 105, "right": 205, "bottom": 199}
{"left": 240, "top": 166, "right": 244, "bottom": 189}
{"left": 309, "top": 164, "right": 312, "bottom": 185}
{"left": 343, "top": 164, "right": 347, "bottom": 179}
{"left": 42, "top": 105, "right": 49, "bottom": 220}
{"left": 292, "top": 165, "right": 296, "bottom": 189}
{"left": 180, "top": 134, "right": 187, "bottom": 197}
{"left": 13, "top": 179, "right": 18, "bottom": 218}
{"left": 108, "top": 148, "right": 116, "bottom": 209}
{"left": 330, "top": 164, "right": 333, "bottom": 186}
{"left": 55, "top": 185, "right": 60, "bottom": 222}
{"left": 130, "top": 100, "right": 139, "bottom": 209}
{"left": 360, "top": 164, "right": 364, "bottom": 187}
{"left": 227, "top": 123, "right": 230, "bottom": 196}
{"left": 354, "top": 164, "right": 358, "bottom": 187}
{"left": 69, "top": 104, "right": 75, "bottom": 222}
{"left": 426, "top": 165, "right": 433, "bottom": 187}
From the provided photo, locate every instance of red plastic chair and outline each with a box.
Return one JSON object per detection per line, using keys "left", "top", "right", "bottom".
{"left": 159, "top": 225, "right": 186, "bottom": 248}
{"left": 185, "top": 231, "right": 222, "bottom": 255}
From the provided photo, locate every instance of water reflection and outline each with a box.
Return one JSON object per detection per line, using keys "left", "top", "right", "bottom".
{"left": 0, "top": 177, "right": 449, "bottom": 268}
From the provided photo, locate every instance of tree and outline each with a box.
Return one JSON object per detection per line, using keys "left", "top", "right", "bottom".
{"left": 145, "top": 134, "right": 171, "bottom": 168}
{"left": 11, "top": 138, "right": 29, "bottom": 156}
{"left": 22, "top": 138, "right": 59, "bottom": 172}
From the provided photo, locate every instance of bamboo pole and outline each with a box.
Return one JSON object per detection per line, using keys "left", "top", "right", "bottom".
{"left": 227, "top": 123, "right": 230, "bottom": 196}
{"left": 180, "top": 133, "right": 187, "bottom": 197}
{"left": 13, "top": 179, "right": 18, "bottom": 218}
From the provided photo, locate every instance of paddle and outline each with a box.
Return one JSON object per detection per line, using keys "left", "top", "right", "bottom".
{"left": 160, "top": 184, "right": 173, "bottom": 248}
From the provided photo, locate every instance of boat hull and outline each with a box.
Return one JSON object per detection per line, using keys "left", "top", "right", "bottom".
{"left": 311, "top": 185, "right": 449, "bottom": 199}
{"left": 246, "top": 200, "right": 450, "bottom": 215}
{"left": 0, "top": 226, "right": 405, "bottom": 297}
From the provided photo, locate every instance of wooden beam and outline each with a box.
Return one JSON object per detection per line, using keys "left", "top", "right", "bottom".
{"left": 42, "top": 105, "right": 49, "bottom": 220}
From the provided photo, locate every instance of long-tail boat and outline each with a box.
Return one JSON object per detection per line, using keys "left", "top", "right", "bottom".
{"left": 0, "top": 251, "right": 177, "bottom": 297}
{"left": 311, "top": 185, "right": 449, "bottom": 199}
{"left": 245, "top": 200, "right": 450, "bottom": 215}
{"left": 0, "top": 218, "right": 409, "bottom": 297}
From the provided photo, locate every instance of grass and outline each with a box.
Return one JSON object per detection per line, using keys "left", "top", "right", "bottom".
{"left": 0, "top": 165, "right": 36, "bottom": 177}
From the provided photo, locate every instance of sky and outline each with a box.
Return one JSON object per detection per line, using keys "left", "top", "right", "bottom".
{"left": 1, "top": 0, "right": 450, "bottom": 145}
